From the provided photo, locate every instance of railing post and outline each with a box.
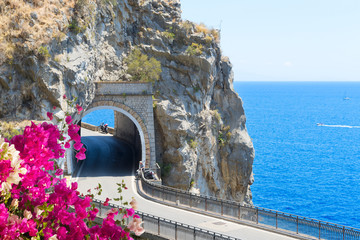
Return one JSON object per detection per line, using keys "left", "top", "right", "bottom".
{"left": 238, "top": 204, "right": 241, "bottom": 219}
{"left": 205, "top": 197, "right": 207, "bottom": 211}
{"left": 296, "top": 216, "right": 299, "bottom": 234}
{"left": 190, "top": 194, "right": 192, "bottom": 208}
{"left": 175, "top": 222, "right": 177, "bottom": 240}
{"left": 319, "top": 221, "right": 321, "bottom": 239}
{"left": 221, "top": 200, "right": 223, "bottom": 215}
{"left": 343, "top": 226, "right": 345, "bottom": 240}
{"left": 276, "top": 212, "right": 278, "bottom": 229}
{"left": 158, "top": 218, "right": 160, "bottom": 235}
{"left": 194, "top": 228, "right": 196, "bottom": 240}
{"left": 256, "top": 208, "right": 259, "bottom": 224}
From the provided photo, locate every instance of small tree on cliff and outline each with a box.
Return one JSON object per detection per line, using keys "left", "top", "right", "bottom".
{"left": 125, "top": 48, "right": 162, "bottom": 82}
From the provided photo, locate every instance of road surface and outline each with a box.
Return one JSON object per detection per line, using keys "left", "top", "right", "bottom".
{"left": 74, "top": 128, "right": 298, "bottom": 240}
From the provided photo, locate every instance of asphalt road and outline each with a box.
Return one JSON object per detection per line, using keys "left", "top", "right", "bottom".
{"left": 77, "top": 134, "right": 134, "bottom": 177}
{"left": 74, "top": 128, "right": 297, "bottom": 240}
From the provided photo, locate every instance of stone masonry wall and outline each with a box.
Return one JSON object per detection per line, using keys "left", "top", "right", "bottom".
{"left": 86, "top": 82, "right": 156, "bottom": 169}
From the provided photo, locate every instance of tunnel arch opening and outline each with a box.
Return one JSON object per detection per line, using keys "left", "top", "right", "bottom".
{"left": 79, "top": 104, "right": 149, "bottom": 170}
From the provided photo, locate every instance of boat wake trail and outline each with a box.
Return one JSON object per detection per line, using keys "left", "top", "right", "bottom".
{"left": 317, "top": 124, "right": 360, "bottom": 129}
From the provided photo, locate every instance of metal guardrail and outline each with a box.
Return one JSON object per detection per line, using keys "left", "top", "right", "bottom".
{"left": 91, "top": 198, "right": 240, "bottom": 240}
{"left": 140, "top": 174, "right": 360, "bottom": 240}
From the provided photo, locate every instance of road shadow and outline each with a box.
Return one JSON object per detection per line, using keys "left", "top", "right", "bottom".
{"left": 74, "top": 136, "right": 137, "bottom": 177}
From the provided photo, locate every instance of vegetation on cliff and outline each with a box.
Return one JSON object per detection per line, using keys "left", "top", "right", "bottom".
{"left": 0, "top": 0, "right": 75, "bottom": 64}
{"left": 124, "top": 48, "right": 162, "bottom": 83}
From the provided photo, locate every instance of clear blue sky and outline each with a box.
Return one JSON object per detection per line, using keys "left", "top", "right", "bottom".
{"left": 181, "top": 0, "right": 360, "bottom": 81}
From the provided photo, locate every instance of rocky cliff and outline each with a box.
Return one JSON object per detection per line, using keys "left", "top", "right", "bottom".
{"left": 0, "top": 0, "right": 254, "bottom": 204}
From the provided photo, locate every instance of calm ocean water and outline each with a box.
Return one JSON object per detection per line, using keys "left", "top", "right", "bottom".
{"left": 235, "top": 81, "right": 360, "bottom": 228}
{"left": 83, "top": 110, "right": 115, "bottom": 128}
{"left": 83, "top": 81, "right": 360, "bottom": 228}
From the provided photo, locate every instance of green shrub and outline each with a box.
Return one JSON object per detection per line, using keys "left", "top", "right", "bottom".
{"left": 217, "top": 133, "right": 225, "bottom": 146}
{"left": 190, "top": 178, "right": 195, "bottom": 187}
{"left": 162, "top": 31, "right": 175, "bottom": 40}
{"left": 159, "top": 163, "right": 172, "bottom": 178}
{"left": 152, "top": 95, "right": 157, "bottom": 109}
{"left": 189, "top": 139, "right": 198, "bottom": 149}
{"left": 68, "top": 18, "right": 84, "bottom": 34}
{"left": 218, "top": 125, "right": 231, "bottom": 147}
{"left": 186, "top": 43, "right": 203, "bottom": 56}
{"left": 38, "top": 46, "right": 51, "bottom": 60}
{"left": 124, "top": 48, "right": 162, "bottom": 82}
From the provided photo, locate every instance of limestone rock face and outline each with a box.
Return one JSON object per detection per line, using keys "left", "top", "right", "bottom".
{"left": 0, "top": 0, "right": 254, "bottom": 204}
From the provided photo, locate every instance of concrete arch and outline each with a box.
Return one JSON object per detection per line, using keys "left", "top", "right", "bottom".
{"left": 82, "top": 101, "right": 150, "bottom": 168}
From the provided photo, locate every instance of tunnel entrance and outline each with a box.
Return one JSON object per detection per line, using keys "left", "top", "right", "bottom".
{"left": 70, "top": 106, "right": 148, "bottom": 176}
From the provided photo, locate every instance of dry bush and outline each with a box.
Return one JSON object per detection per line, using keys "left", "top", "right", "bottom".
{"left": 194, "top": 23, "right": 220, "bottom": 43}
{"left": 210, "top": 29, "right": 220, "bottom": 43}
{"left": 0, "top": 119, "right": 42, "bottom": 140}
{"left": 195, "top": 23, "right": 210, "bottom": 35}
{"left": 0, "top": 0, "right": 76, "bottom": 64}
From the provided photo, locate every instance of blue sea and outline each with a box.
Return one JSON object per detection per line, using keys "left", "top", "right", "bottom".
{"left": 83, "top": 81, "right": 360, "bottom": 228}
{"left": 235, "top": 81, "right": 360, "bottom": 229}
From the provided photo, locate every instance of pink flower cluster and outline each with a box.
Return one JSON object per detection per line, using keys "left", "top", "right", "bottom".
{"left": 0, "top": 104, "right": 142, "bottom": 239}
{"left": 64, "top": 115, "right": 86, "bottom": 160}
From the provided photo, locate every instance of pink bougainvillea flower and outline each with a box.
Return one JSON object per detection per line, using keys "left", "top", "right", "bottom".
{"left": 73, "top": 141, "right": 83, "bottom": 151}
{"left": 128, "top": 217, "right": 145, "bottom": 236}
{"left": 76, "top": 104, "right": 83, "bottom": 114}
{"left": 47, "top": 112, "right": 53, "bottom": 120}
{"left": 65, "top": 115, "right": 73, "bottom": 125}
{"left": 55, "top": 169, "right": 63, "bottom": 176}
{"left": 0, "top": 116, "right": 140, "bottom": 239}
{"left": 103, "top": 198, "right": 110, "bottom": 206}
{"left": 75, "top": 152, "right": 86, "bottom": 160}
{"left": 123, "top": 208, "right": 135, "bottom": 218}
{"left": 53, "top": 106, "right": 57, "bottom": 110}
{"left": 63, "top": 94, "right": 66, "bottom": 99}
{"left": 75, "top": 147, "right": 86, "bottom": 160}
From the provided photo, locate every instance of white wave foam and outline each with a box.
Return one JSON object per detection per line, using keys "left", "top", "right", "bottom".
{"left": 317, "top": 124, "right": 360, "bottom": 129}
